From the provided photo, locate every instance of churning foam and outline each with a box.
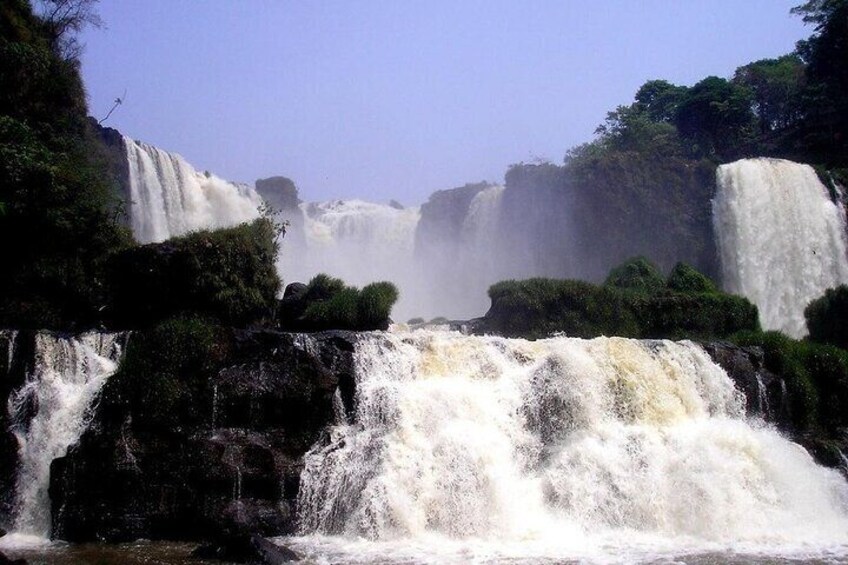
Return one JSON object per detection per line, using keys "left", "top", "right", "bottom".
{"left": 714, "top": 158, "right": 848, "bottom": 338}
{"left": 287, "top": 330, "right": 848, "bottom": 562}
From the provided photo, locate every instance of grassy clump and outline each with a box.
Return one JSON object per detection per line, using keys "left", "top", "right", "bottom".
{"left": 805, "top": 285, "right": 848, "bottom": 351}
{"left": 108, "top": 219, "right": 280, "bottom": 328}
{"left": 280, "top": 274, "right": 398, "bottom": 331}
{"left": 483, "top": 260, "right": 759, "bottom": 340}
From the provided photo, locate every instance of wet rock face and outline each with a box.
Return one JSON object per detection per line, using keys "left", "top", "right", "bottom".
{"left": 701, "top": 341, "right": 789, "bottom": 425}
{"left": 48, "top": 330, "right": 358, "bottom": 544}
{"left": 0, "top": 331, "right": 34, "bottom": 529}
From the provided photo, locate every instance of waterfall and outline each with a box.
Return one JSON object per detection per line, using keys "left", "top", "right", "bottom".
{"left": 289, "top": 330, "right": 848, "bottom": 562}
{"left": 4, "top": 332, "right": 126, "bottom": 542}
{"left": 124, "top": 137, "right": 262, "bottom": 243}
{"left": 279, "top": 187, "right": 511, "bottom": 322}
{"left": 280, "top": 199, "right": 422, "bottom": 318}
{"left": 713, "top": 158, "right": 848, "bottom": 338}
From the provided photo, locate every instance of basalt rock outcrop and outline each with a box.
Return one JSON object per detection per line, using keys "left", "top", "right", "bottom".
{"left": 48, "top": 329, "right": 357, "bottom": 545}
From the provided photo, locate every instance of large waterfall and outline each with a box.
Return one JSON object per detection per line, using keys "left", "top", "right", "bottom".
{"left": 285, "top": 330, "right": 848, "bottom": 562}
{"left": 714, "top": 158, "right": 848, "bottom": 338}
{"left": 124, "top": 137, "right": 262, "bottom": 243}
{"left": 2, "top": 332, "right": 126, "bottom": 545}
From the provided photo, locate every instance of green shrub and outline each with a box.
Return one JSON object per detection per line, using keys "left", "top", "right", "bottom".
{"left": 666, "top": 262, "right": 718, "bottom": 293}
{"left": 357, "top": 282, "right": 400, "bottom": 330}
{"left": 636, "top": 292, "right": 759, "bottom": 340}
{"left": 281, "top": 274, "right": 399, "bottom": 331}
{"left": 108, "top": 219, "right": 280, "bottom": 328}
{"left": 604, "top": 257, "right": 665, "bottom": 293}
{"left": 805, "top": 285, "right": 848, "bottom": 350}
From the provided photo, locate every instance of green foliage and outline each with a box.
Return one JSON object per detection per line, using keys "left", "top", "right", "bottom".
{"left": 666, "top": 262, "right": 718, "bottom": 293}
{"left": 484, "top": 262, "right": 756, "bottom": 340}
{"left": 731, "top": 330, "right": 848, "bottom": 433}
{"left": 487, "top": 278, "right": 639, "bottom": 340}
{"left": 101, "top": 316, "right": 223, "bottom": 432}
{"left": 805, "top": 285, "right": 848, "bottom": 349}
{"left": 733, "top": 55, "right": 806, "bottom": 134}
{"left": 108, "top": 219, "right": 280, "bottom": 328}
{"left": 674, "top": 76, "right": 756, "bottom": 159}
{"left": 281, "top": 274, "right": 399, "bottom": 331}
{"left": 0, "top": 0, "right": 132, "bottom": 329}
{"left": 357, "top": 282, "right": 400, "bottom": 330}
{"left": 604, "top": 256, "right": 665, "bottom": 293}
{"left": 634, "top": 292, "right": 760, "bottom": 340}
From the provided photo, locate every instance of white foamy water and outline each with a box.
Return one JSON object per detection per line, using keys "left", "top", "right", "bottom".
{"left": 282, "top": 330, "right": 848, "bottom": 563}
{"left": 2, "top": 332, "right": 126, "bottom": 542}
{"left": 125, "top": 137, "right": 262, "bottom": 243}
{"left": 713, "top": 158, "right": 848, "bottom": 338}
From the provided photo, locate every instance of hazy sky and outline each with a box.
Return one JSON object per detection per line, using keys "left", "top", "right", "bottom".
{"left": 80, "top": 1, "right": 809, "bottom": 205}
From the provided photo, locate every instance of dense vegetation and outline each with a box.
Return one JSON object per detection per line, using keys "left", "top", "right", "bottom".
{"left": 279, "top": 274, "right": 399, "bottom": 332}
{"left": 0, "top": 0, "right": 132, "bottom": 329}
{"left": 805, "top": 285, "right": 848, "bottom": 350}
{"left": 482, "top": 258, "right": 759, "bottom": 340}
{"left": 731, "top": 330, "right": 848, "bottom": 440}
{"left": 108, "top": 219, "right": 281, "bottom": 328}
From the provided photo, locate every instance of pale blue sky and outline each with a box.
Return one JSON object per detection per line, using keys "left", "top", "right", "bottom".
{"left": 81, "top": 1, "right": 809, "bottom": 204}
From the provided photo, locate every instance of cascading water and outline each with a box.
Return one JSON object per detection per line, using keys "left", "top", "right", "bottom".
{"left": 124, "top": 137, "right": 262, "bottom": 243}
{"left": 2, "top": 332, "right": 126, "bottom": 545}
{"left": 285, "top": 330, "right": 848, "bottom": 563}
{"left": 713, "top": 158, "right": 848, "bottom": 338}
{"left": 280, "top": 199, "right": 423, "bottom": 318}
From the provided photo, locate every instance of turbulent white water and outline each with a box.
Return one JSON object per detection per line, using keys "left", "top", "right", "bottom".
{"left": 124, "top": 137, "right": 262, "bottom": 243}
{"left": 714, "top": 158, "right": 848, "bottom": 338}
{"left": 287, "top": 330, "right": 848, "bottom": 563}
{"left": 4, "top": 332, "right": 125, "bottom": 541}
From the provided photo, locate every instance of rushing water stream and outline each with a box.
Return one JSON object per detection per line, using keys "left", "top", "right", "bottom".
{"left": 280, "top": 330, "right": 848, "bottom": 563}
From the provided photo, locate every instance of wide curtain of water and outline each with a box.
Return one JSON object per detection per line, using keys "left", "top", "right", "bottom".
{"left": 283, "top": 330, "right": 848, "bottom": 563}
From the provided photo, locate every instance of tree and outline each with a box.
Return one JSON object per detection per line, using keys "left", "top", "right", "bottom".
{"left": 674, "top": 76, "right": 756, "bottom": 159}
{"left": 793, "top": 0, "right": 848, "bottom": 161}
{"left": 633, "top": 80, "right": 689, "bottom": 123}
{"left": 35, "top": 0, "right": 102, "bottom": 60}
{"left": 733, "top": 55, "right": 806, "bottom": 133}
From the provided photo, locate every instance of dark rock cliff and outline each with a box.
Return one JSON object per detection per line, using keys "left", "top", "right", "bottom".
{"left": 47, "top": 329, "right": 358, "bottom": 545}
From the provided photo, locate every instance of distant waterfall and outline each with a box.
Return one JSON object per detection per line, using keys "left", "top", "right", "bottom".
{"left": 5, "top": 332, "right": 126, "bottom": 542}
{"left": 280, "top": 188, "right": 510, "bottom": 322}
{"left": 280, "top": 200, "right": 422, "bottom": 318}
{"left": 124, "top": 137, "right": 262, "bottom": 243}
{"left": 287, "top": 331, "right": 848, "bottom": 562}
{"left": 714, "top": 158, "right": 848, "bottom": 338}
